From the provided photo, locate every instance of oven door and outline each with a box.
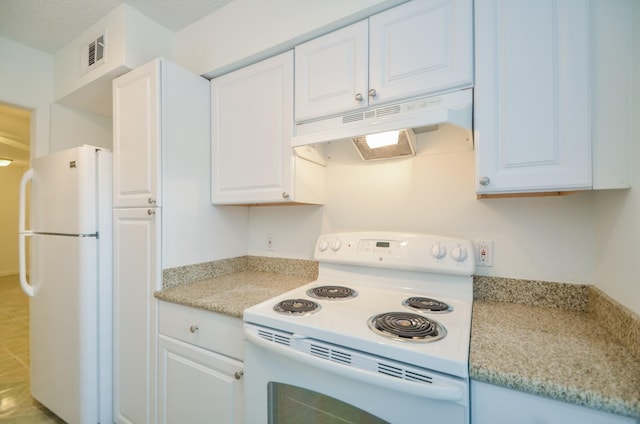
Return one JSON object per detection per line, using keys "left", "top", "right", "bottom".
{"left": 244, "top": 323, "right": 469, "bottom": 424}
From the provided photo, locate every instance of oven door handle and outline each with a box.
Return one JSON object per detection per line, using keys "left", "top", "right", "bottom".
{"left": 245, "top": 328, "right": 464, "bottom": 402}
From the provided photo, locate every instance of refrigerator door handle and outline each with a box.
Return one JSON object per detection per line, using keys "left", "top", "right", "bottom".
{"left": 19, "top": 169, "right": 35, "bottom": 297}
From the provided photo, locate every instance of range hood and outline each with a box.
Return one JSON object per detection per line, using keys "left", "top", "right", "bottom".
{"left": 292, "top": 88, "right": 473, "bottom": 148}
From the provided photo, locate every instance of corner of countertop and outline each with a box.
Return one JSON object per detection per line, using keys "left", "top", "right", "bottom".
{"left": 589, "top": 286, "right": 640, "bottom": 360}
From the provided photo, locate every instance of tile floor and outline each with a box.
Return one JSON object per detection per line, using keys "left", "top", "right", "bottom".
{"left": 0, "top": 274, "right": 65, "bottom": 423}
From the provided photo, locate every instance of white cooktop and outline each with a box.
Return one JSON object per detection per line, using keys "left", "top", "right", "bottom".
{"left": 243, "top": 231, "right": 476, "bottom": 378}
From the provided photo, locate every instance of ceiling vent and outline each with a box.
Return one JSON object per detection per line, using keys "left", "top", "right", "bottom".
{"left": 81, "top": 33, "right": 106, "bottom": 75}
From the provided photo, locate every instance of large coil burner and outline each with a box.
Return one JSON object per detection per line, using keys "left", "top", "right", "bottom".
{"left": 368, "top": 312, "right": 446, "bottom": 342}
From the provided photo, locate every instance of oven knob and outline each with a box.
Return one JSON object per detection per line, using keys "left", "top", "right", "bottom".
{"left": 430, "top": 244, "right": 447, "bottom": 259}
{"left": 331, "top": 238, "right": 342, "bottom": 251}
{"left": 318, "top": 239, "right": 329, "bottom": 252}
{"left": 450, "top": 246, "right": 468, "bottom": 262}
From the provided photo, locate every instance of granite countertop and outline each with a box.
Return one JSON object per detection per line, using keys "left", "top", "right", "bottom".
{"left": 470, "top": 278, "right": 640, "bottom": 420}
{"left": 155, "top": 270, "right": 313, "bottom": 318}
{"left": 157, "top": 260, "right": 640, "bottom": 419}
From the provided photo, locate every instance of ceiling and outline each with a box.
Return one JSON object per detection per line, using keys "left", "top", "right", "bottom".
{"left": 0, "top": 0, "right": 235, "bottom": 54}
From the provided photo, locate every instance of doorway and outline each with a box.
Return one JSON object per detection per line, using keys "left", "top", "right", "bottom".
{"left": 0, "top": 103, "right": 64, "bottom": 421}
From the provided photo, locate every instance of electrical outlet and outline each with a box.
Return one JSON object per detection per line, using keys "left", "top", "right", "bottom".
{"left": 266, "top": 233, "right": 274, "bottom": 251}
{"left": 474, "top": 240, "right": 493, "bottom": 267}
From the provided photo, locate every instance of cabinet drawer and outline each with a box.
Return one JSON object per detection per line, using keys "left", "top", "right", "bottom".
{"left": 159, "top": 301, "right": 244, "bottom": 361}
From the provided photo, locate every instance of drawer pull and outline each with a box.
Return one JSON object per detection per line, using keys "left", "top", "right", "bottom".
{"left": 189, "top": 324, "right": 199, "bottom": 334}
{"left": 234, "top": 370, "right": 244, "bottom": 380}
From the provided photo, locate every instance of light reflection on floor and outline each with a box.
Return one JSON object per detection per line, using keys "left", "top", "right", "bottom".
{"left": 0, "top": 275, "right": 66, "bottom": 423}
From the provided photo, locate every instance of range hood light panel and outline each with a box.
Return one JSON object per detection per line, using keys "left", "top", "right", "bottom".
{"left": 0, "top": 158, "right": 13, "bottom": 167}
{"left": 352, "top": 129, "right": 416, "bottom": 161}
{"left": 365, "top": 130, "right": 401, "bottom": 149}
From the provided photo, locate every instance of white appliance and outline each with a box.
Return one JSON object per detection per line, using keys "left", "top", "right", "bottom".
{"left": 243, "top": 231, "right": 475, "bottom": 424}
{"left": 292, "top": 89, "right": 473, "bottom": 147}
{"left": 18, "top": 145, "right": 113, "bottom": 424}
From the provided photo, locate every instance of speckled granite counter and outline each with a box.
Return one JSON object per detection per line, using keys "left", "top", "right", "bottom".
{"left": 155, "top": 270, "right": 314, "bottom": 318}
{"left": 471, "top": 277, "right": 640, "bottom": 419}
{"left": 156, "top": 261, "right": 640, "bottom": 419}
{"left": 155, "top": 256, "right": 318, "bottom": 318}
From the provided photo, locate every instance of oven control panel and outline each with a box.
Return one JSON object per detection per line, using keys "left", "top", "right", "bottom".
{"left": 315, "top": 232, "right": 475, "bottom": 275}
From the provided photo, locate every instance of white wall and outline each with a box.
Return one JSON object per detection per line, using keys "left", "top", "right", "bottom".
{"left": 593, "top": 1, "right": 640, "bottom": 314}
{"left": 177, "top": 1, "right": 638, "bottom": 315}
{"left": 248, "top": 141, "right": 596, "bottom": 284}
{"left": 50, "top": 104, "right": 113, "bottom": 152}
{"left": 0, "top": 36, "right": 52, "bottom": 158}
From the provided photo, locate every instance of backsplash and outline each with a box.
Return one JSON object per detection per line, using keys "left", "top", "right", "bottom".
{"left": 162, "top": 256, "right": 318, "bottom": 289}
{"left": 473, "top": 276, "right": 589, "bottom": 311}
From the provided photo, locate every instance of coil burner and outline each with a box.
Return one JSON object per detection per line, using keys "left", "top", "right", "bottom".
{"left": 403, "top": 297, "right": 452, "bottom": 313}
{"left": 273, "top": 299, "right": 321, "bottom": 316}
{"left": 306, "top": 285, "right": 358, "bottom": 300}
{"left": 368, "top": 312, "right": 446, "bottom": 342}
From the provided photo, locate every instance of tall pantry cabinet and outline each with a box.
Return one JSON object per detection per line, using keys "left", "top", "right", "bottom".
{"left": 112, "top": 58, "right": 211, "bottom": 424}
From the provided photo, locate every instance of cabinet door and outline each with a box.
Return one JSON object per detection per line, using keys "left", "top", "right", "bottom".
{"left": 113, "top": 60, "right": 161, "bottom": 208}
{"left": 294, "top": 20, "right": 369, "bottom": 122}
{"left": 113, "top": 208, "right": 161, "bottom": 424}
{"left": 158, "top": 335, "right": 244, "bottom": 424}
{"left": 475, "top": 0, "right": 591, "bottom": 194}
{"left": 211, "top": 51, "right": 294, "bottom": 204}
{"left": 369, "top": 0, "right": 473, "bottom": 105}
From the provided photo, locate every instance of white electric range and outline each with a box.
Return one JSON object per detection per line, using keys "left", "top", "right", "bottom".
{"left": 243, "top": 231, "right": 476, "bottom": 424}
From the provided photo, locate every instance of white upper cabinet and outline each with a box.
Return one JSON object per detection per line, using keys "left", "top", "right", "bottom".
{"left": 113, "top": 60, "right": 161, "bottom": 208}
{"left": 295, "top": 0, "right": 473, "bottom": 123}
{"left": 211, "top": 51, "right": 324, "bottom": 205}
{"left": 475, "top": 0, "right": 632, "bottom": 196}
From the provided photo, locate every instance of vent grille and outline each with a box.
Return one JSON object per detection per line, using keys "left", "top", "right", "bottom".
{"left": 378, "top": 362, "right": 433, "bottom": 383}
{"left": 341, "top": 104, "right": 401, "bottom": 125}
{"left": 310, "top": 343, "right": 352, "bottom": 364}
{"left": 376, "top": 104, "right": 401, "bottom": 117}
{"left": 257, "top": 329, "right": 291, "bottom": 346}
{"left": 343, "top": 113, "right": 363, "bottom": 124}
{"left": 82, "top": 33, "right": 105, "bottom": 74}
{"left": 248, "top": 325, "right": 441, "bottom": 387}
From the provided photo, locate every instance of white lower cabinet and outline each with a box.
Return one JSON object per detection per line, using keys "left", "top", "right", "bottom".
{"left": 471, "top": 381, "right": 638, "bottom": 424}
{"left": 158, "top": 301, "right": 244, "bottom": 424}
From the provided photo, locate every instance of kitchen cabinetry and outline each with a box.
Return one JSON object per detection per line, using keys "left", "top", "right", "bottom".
{"left": 112, "top": 58, "right": 212, "bottom": 424}
{"left": 113, "top": 60, "right": 161, "bottom": 208}
{"left": 471, "top": 381, "right": 638, "bottom": 424}
{"left": 474, "top": 0, "right": 632, "bottom": 196}
{"left": 113, "top": 208, "right": 160, "bottom": 424}
{"left": 158, "top": 301, "right": 244, "bottom": 424}
{"left": 294, "top": 0, "right": 472, "bottom": 122}
{"left": 211, "top": 50, "right": 324, "bottom": 205}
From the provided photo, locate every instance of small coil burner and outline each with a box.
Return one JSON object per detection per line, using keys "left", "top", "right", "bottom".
{"left": 368, "top": 312, "right": 446, "bottom": 342}
{"left": 306, "top": 285, "right": 357, "bottom": 300}
{"left": 403, "top": 297, "right": 452, "bottom": 313}
{"left": 273, "top": 299, "right": 320, "bottom": 316}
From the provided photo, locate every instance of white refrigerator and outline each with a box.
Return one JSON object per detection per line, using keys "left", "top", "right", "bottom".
{"left": 18, "top": 145, "right": 113, "bottom": 424}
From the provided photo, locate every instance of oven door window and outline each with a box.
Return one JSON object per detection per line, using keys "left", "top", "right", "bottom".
{"left": 269, "top": 382, "right": 389, "bottom": 424}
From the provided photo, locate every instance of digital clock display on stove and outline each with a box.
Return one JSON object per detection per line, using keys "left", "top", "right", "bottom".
{"left": 376, "top": 241, "right": 390, "bottom": 248}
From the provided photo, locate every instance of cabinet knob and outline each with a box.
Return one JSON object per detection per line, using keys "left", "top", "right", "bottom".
{"left": 355, "top": 93, "right": 363, "bottom": 102}
{"left": 368, "top": 88, "right": 377, "bottom": 98}
{"left": 282, "top": 192, "right": 290, "bottom": 199}
{"left": 234, "top": 370, "right": 244, "bottom": 380}
{"left": 479, "top": 176, "right": 491, "bottom": 186}
{"left": 148, "top": 197, "right": 156, "bottom": 205}
{"left": 147, "top": 209, "right": 155, "bottom": 216}
{"left": 189, "top": 324, "right": 199, "bottom": 333}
